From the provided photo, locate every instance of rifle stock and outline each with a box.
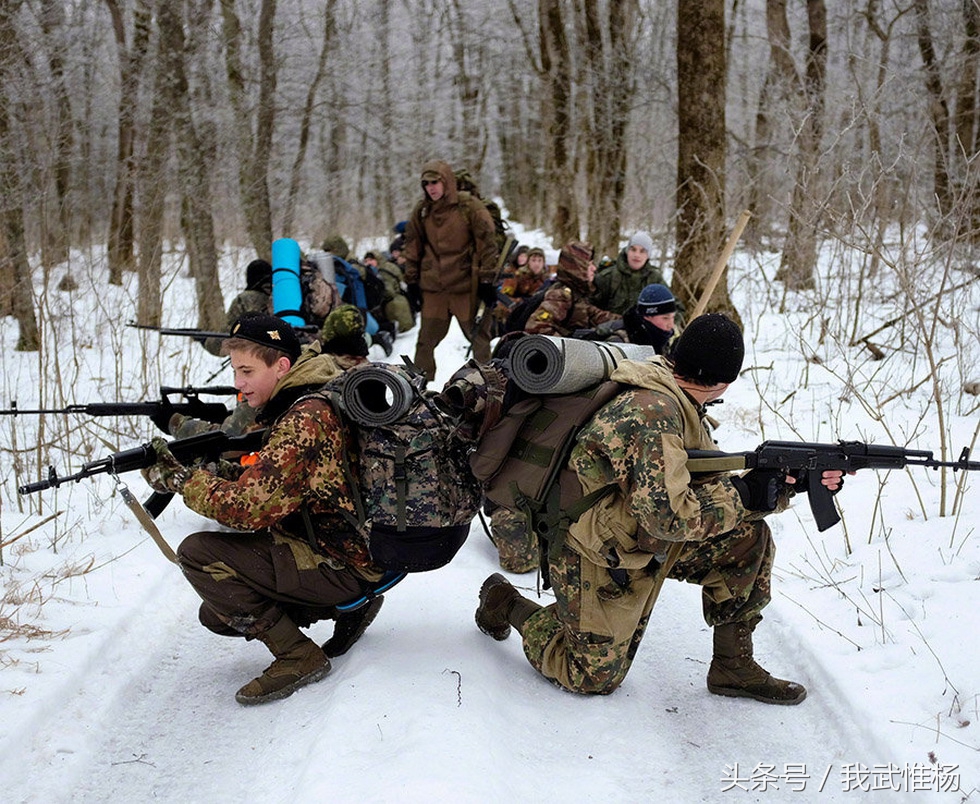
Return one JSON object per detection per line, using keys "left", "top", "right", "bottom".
{"left": 687, "top": 439, "right": 980, "bottom": 532}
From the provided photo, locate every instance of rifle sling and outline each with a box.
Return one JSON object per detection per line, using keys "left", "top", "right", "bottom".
{"left": 117, "top": 481, "right": 179, "bottom": 564}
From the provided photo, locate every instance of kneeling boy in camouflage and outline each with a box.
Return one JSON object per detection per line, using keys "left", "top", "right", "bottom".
{"left": 142, "top": 313, "right": 385, "bottom": 705}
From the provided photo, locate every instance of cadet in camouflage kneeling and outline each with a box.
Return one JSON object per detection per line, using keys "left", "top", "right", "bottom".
{"left": 141, "top": 313, "right": 386, "bottom": 705}
{"left": 476, "top": 314, "right": 847, "bottom": 705}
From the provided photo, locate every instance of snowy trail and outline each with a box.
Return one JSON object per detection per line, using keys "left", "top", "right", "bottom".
{"left": 0, "top": 526, "right": 920, "bottom": 804}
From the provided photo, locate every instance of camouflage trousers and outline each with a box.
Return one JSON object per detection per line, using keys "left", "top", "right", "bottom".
{"left": 414, "top": 291, "right": 491, "bottom": 381}
{"left": 177, "top": 529, "right": 365, "bottom": 638}
{"left": 519, "top": 519, "right": 774, "bottom": 695}
{"left": 490, "top": 508, "right": 538, "bottom": 574}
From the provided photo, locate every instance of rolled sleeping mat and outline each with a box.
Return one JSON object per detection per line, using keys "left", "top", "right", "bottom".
{"left": 271, "top": 237, "right": 304, "bottom": 327}
{"left": 340, "top": 364, "right": 417, "bottom": 427}
{"left": 308, "top": 249, "right": 336, "bottom": 285}
{"left": 509, "top": 335, "right": 656, "bottom": 394}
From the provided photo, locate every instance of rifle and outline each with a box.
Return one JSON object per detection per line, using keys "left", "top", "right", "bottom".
{"left": 127, "top": 321, "right": 230, "bottom": 342}
{"left": 18, "top": 428, "right": 267, "bottom": 518}
{"left": 1, "top": 385, "right": 236, "bottom": 425}
{"left": 127, "top": 321, "right": 320, "bottom": 340}
{"left": 686, "top": 440, "right": 980, "bottom": 532}
{"left": 467, "top": 234, "right": 519, "bottom": 355}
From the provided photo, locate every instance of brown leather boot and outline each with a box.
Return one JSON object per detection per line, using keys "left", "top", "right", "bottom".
{"left": 235, "top": 615, "right": 331, "bottom": 706}
{"left": 707, "top": 618, "right": 807, "bottom": 705}
{"left": 475, "top": 574, "right": 541, "bottom": 640}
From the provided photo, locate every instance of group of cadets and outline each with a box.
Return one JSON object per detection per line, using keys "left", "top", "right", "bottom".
{"left": 138, "top": 158, "right": 838, "bottom": 708}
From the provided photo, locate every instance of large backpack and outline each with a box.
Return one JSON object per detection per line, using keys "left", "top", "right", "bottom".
{"left": 332, "top": 256, "right": 381, "bottom": 336}
{"left": 468, "top": 379, "right": 622, "bottom": 578}
{"left": 319, "top": 361, "right": 483, "bottom": 572}
{"left": 299, "top": 260, "right": 338, "bottom": 327}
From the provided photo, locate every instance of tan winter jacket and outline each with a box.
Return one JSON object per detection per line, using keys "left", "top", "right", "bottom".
{"left": 566, "top": 357, "right": 774, "bottom": 570}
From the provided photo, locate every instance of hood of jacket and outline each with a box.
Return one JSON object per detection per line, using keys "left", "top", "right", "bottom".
{"left": 420, "top": 159, "right": 458, "bottom": 207}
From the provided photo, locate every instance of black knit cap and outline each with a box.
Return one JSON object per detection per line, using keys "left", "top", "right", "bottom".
{"left": 245, "top": 259, "right": 272, "bottom": 291}
{"left": 229, "top": 312, "right": 302, "bottom": 363}
{"left": 671, "top": 313, "right": 744, "bottom": 385}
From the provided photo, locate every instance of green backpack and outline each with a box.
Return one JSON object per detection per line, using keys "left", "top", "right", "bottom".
{"left": 464, "top": 373, "right": 624, "bottom": 580}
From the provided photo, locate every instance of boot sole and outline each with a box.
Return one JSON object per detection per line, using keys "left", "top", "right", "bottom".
{"left": 235, "top": 663, "right": 331, "bottom": 706}
{"left": 707, "top": 682, "right": 808, "bottom": 706}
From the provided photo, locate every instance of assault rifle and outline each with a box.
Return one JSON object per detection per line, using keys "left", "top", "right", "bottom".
{"left": 1, "top": 385, "right": 236, "bottom": 425}
{"left": 686, "top": 440, "right": 980, "bottom": 532}
{"left": 18, "top": 428, "right": 266, "bottom": 518}
{"left": 127, "top": 321, "right": 320, "bottom": 340}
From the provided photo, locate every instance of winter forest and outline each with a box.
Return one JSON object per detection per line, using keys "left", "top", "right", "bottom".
{"left": 1, "top": 0, "right": 979, "bottom": 343}
{"left": 2, "top": 1, "right": 980, "bottom": 801}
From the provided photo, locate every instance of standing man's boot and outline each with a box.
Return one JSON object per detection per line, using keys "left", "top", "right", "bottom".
{"left": 321, "top": 596, "right": 385, "bottom": 658}
{"left": 475, "top": 573, "right": 541, "bottom": 640}
{"left": 235, "top": 614, "right": 331, "bottom": 705}
{"left": 707, "top": 617, "right": 807, "bottom": 705}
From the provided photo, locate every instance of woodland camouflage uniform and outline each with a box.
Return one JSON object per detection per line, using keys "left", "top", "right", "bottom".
{"left": 479, "top": 351, "right": 802, "bottom": 699}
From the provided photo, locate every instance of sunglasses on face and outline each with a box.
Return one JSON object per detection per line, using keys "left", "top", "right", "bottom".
{"left": 422, "top": 179, "right": 441, "bottom": 186}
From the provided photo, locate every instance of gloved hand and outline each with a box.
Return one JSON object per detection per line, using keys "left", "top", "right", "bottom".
{"left": 201, "top": 458, "right": 245, "bottom": 481}
{"left": 406, "top": 283, "right": 423, "bottom": 313}
{"left": 593, "top": 319, "right": 624, "bottom": 339}
{"left": 731, "top": 469, "right": 785, "bottom": 512}
{"left": 140, "top": 437, "right": 193, "bottom": 494}
{"left": 149, "top": 398, "right": 176, "bottom": 434}
{"left": 477, "top": 283, "right": 498, "bottom": 308}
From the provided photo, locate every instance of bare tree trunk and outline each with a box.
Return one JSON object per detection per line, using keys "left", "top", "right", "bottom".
{"left": 540, "top": 0, "right": 579, "bottom": 245}
{"left": 0, "top": 0, "right": 40, "bottom": 350}
{"left": 745, "top": 0, "right": 800, "bottom": 249}
{"left": 914, "top": 0, "right": 953, "bottom": 217}
{"left": 167, "top": 0, "right": 224, "bottom": 331}
{"left": 581, "top": 0, "right": 638, "bottom": 258}
{"left": 954, "top": 0, "right": 980, "bottom": 236}
{"left": 37, "top": 0, "right": 73, "bottom": 275}
{"left": 778, "top": 0, "right": 827, "bottom": 290}
{"left": 449, "top": 0, "right": 486, "bottom": 172}
{"left": 137, "top": 0, "right": 182, "bottom": 327}
{"left": 674, "top": 0, "right": 737, "bottom": 323}
{"left": 220, "top": 0, "right": 276, "bottom": 260}
{"left": 104, "top": 0, "right": 151, "bottom": 285}
{"left": 283, "top": 0, "right": 338, "bottom": 236}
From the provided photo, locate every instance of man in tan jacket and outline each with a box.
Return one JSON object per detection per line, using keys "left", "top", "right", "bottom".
{"left": 403, "top": 159, "right": 499, "bottom": 382}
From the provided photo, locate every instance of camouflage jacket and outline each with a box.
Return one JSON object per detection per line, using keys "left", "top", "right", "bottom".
{"left": 500, "top": 266, "right": 549, "bottom": 301}
{"left": 524, "top": 265, "right": 618, "bottom": 336}
{"left": 203, "top": 289, "right": 273, "bottom": 357}
{"left": 180, "top": 345, "right": 383, "bottom": 579}
{"left": 566, "top": 357, "right": 789, "bottom": 569}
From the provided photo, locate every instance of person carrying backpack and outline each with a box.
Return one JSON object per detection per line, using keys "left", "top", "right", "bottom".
{"left": 522, "top": 240, "right": 619, "bottom": 336}
{"left": 140, "top": 313, "right": 387, "bottom": 706}
{"left": 403, "top": 159, "right": 499, "bottom": 382}
{"left": 475, "top": 314, "right": 848, "bottom": 705}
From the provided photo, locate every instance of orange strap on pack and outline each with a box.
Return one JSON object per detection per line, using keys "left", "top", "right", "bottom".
{"left": 240, "top": 453, "right": 259, "bottom": 467}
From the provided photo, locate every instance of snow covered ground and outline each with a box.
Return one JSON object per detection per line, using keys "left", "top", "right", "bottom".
{"left": 1, "top": 228, "right": 977, "bottom": 803}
